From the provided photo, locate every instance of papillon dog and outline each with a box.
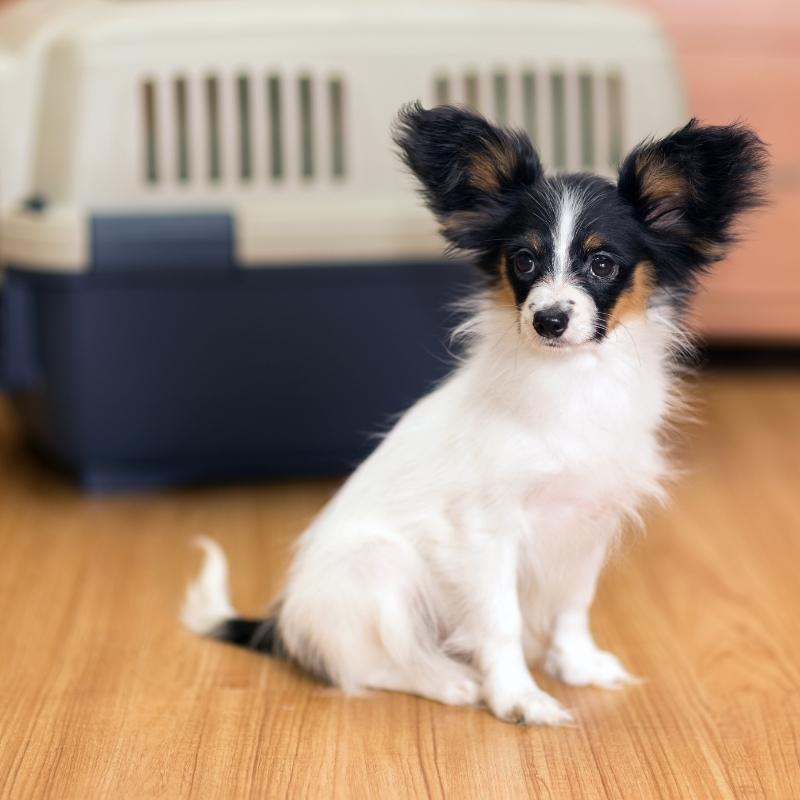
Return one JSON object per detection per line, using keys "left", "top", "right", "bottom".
{"left": 183, "top": 104, "right": 767, "bottom": 725}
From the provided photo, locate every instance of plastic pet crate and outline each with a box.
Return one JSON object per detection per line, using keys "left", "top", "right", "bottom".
{"left": 0, "top": 0, "right": 685, "bottom": 489}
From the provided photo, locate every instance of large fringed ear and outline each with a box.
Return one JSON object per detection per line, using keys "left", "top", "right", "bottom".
{"left": 393, "top": 102, "right": 542, "bottom": 266}
{"left": 617, "top": 119, "right": 768, "bottom": 279}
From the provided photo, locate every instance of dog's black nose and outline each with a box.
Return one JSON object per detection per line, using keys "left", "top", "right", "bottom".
{"left": 533, "top": 308, "right": 569, "bottom": 339}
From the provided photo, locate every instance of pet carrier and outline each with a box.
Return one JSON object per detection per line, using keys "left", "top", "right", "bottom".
{"left": 0, "top": 0, "right": 685, "bottom": 488}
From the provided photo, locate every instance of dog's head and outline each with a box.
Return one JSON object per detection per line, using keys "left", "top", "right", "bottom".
{"left": 394, "top": 103, "right": 767, "bottom": 350}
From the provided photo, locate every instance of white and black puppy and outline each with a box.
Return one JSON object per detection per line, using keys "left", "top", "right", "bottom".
{"left": 183, "top": 104, "right": 767, "bottom": 725}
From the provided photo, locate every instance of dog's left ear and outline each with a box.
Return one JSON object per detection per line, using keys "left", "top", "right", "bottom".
{"left": 618, "top": 120, "right": 768, "bottom": 276}
{"left": 393, "top": 102, "right": 542, "bottom": 267}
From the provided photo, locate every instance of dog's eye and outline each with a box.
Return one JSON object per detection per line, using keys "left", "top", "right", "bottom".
{"left": 512, "top": 250, "right": 536, "bottom": 277}
{"left": 589, "top": 254, "right": 618, "bottom": 279}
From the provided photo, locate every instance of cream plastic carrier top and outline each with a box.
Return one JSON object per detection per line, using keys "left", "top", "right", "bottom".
{"left": 0, "top": 0, "right": 685, "bottom": 272}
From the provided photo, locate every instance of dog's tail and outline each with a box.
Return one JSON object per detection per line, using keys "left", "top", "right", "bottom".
{"left": 181, "top": 536, "right": 281, "bottom": 655}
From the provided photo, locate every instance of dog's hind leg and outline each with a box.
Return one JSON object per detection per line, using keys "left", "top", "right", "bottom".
{"left": 361, "top": 561, "right": 481, "bottom": 706}
{"left": 365, "top": 657, "right": 481, "bottom": 707}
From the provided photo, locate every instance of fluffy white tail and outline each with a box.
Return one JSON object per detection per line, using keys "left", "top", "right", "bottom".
{"left": 180, "top": 536, "right": 237, "bottom": 635}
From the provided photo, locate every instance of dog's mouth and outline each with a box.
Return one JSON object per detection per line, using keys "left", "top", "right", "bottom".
{"left": 537, "top": 334, "right": 584, "bottom": 350}
{"left": 534, "top": 335, "right": 596, "bottom": 353}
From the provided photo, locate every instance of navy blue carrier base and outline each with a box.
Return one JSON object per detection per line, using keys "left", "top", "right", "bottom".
{"left": 0, "top": 213, "right": 476, "bottom": 490}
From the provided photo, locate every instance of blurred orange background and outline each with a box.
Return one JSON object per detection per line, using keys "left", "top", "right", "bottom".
{"left": 627, "top": 0, "right": 800, "bottom": 339}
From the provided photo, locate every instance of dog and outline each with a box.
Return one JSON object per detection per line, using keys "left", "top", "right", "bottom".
{"left": 182, "top": 103, "right": 767, "bottom": 725}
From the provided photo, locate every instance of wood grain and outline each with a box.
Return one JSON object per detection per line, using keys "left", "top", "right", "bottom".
{"left": 0, "top": 376, "right": 799, "bottom": 798}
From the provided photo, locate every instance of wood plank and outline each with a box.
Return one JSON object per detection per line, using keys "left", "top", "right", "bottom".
{"left": 0, "top": 376, "right": 799, "bottom": 798}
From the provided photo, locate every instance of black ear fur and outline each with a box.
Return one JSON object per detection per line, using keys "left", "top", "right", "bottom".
{"left": 393, "top": 102, "right": 542, "bottom": 266}
{"left": 618, "top": 119, "right": 768, "bottom": 284}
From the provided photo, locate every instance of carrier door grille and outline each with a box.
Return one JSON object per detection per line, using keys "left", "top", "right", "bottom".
{"left": 433, "top": 69, "right": 625, "bottom": 173}
{"left": 139, "top": 73, "right": 348, "bottom": 187}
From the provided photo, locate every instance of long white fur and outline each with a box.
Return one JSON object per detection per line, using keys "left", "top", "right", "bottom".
{"left": 184, "top": 194, "right": 682, "bottom": 725}
{"left": 181, "top": 536, "right": 237, "bottom": 634}
{"left": 553, "top": 187, "right": 579, "bottom": 279}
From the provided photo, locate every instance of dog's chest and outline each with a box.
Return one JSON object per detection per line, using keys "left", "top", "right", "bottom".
{"left": 494, "top": 355, "right": 669, "bottom": 516}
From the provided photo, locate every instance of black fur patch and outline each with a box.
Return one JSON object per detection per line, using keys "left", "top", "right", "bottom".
{"left": 211, "top": 615, "right": 331, "bottom": 684}
{"left": 393, "top": 102, "right": 542, "bottom": 271}
{"left": 212, "top": 616, "right": 281, "bottom": 653}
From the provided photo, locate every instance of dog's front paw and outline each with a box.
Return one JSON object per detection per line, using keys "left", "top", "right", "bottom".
{"left": 486, "top": 686, "right": 574, "bottom": 726}
{"left": 544, "top": 645, "right": 638, "bottom": 689}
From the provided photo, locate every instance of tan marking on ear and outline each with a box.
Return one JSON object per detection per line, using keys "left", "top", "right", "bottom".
{"left": 469, "top": 139, "right": 517, "bottom": 193}
{"left": 606, "top": 261, "right": 655, "bottom": 331}
{"left": 440, "top": 209, "right": 484, "bottom": 239}
{"left": 583, "top": 232, "right": 603, "bottom": 251}
{"left": 636, "top": 153, "right": 686, "bottom": 206}
{"left": 695, "top": 239, "right": 726, "bottom": 260}
{"left": 469, "top": 154, "right": 501, "bottom": 193}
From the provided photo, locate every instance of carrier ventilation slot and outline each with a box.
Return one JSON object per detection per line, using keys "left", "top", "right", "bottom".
{"left": 607, "top": 73, "right": 624, "bottom": 168}
{"left": 329, "top": 77, "right": 346, "bottom": 178}
{"left": 579, "top": 73, "right": 594, "bottom": 170}
{"left": 205, "top": 75, "right": 221, "bottom": 182}
{"left": 237, "top": 75, "right": 253, "bottom": 181}
{"left": 493, "top": 73, "right": 508, "bottom": 127}
{"left": 299, "top": 75, "right": 314, "bottom": 178}
{"left": 550, "top": 71, "right": 566, "bottom": 170}
{"left": 268, "top": 75, "right": 283, "bottom": 179}
{"left": 434, "top": 75, "right": 450, "bottom": 105}
{"left": 139, "top": 73, "right": 347, "bottom": 186}
{"left": 175, "top": 77, "right": 190, "bottom": 182}
{"left": 142, "top": 80, "right": 158, "bottom": 183}
{"left": 433, "top": 69, "right": 624, "bottom": 172}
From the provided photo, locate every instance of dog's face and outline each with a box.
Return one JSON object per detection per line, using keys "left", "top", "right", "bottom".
{"left": 500, "top": 176, "right": 651, "bottom": 349}
{"left": 394, "top": 104, "right": 767, "bottom": 350}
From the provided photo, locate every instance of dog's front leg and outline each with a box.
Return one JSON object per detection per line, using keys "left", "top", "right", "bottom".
{"left": 542, "top": 542, "right": 638, "bottom": 689}
{"left": 465, "top": 534, "right": 573, "bottom": 725}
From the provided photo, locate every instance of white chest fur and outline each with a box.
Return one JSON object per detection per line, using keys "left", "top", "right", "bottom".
{"left": 319, "top": 304, "right": 674, "bottom": 547}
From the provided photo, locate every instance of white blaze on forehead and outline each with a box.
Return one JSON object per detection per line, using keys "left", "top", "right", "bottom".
{"left": 553, "top": 188, "right": 581, "bottom": 280}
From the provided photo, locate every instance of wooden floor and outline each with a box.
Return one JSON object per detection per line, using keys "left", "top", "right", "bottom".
{"left": 0, "top": 375, "right": 799, "bottom": 799}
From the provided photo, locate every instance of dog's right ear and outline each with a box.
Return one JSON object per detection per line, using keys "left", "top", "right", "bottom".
{"left": 617, "top": 120, "right": 768, "bottom": 281}
{"left": 393, "top": 102, "right": 542, "bottom": 260}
